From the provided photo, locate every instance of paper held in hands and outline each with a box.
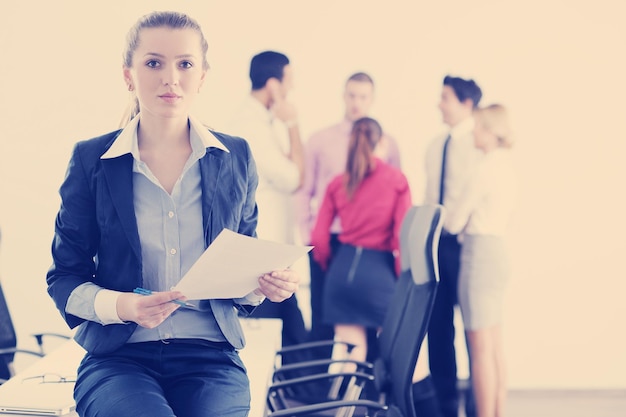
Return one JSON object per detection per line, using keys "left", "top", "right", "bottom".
{"left": 172, "top": 229, "right": 313, "bottom": 300}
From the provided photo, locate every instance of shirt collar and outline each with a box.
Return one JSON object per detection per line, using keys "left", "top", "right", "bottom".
{"left": 101, "top": 114, "right": 229, "bottom": 160}
{"left": 340, "top": 118, "right": 353, "bottom": 133}
{"left": 449, "top": 116, "right": 475, "bottom": 139}
{"left": 246, "top": 95, "right": 273, "bottom": 123}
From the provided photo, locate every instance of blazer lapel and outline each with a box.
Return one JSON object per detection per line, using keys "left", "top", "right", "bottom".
{"left": 101, "top": 154, "right": 142, "bottom": 261}
{"left": 199, "top": 149, "right": 225, "bottom": 246}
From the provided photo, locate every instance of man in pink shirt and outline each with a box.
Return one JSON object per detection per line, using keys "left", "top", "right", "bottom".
{"left": 296, "top": 72, "right": 402, "bottom": 358}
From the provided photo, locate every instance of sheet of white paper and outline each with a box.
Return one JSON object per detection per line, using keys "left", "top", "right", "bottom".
{"left": 173, "top": 229, "right": 313, "bottom": 299}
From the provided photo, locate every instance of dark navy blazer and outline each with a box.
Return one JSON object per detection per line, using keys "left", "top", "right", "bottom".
{"left": 46, "top": 127, "right": 259, "bottom": 354}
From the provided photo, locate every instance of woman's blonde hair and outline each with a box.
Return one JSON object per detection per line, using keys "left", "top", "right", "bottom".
{"left": 474, "top": 104, "right": 514, "bottom": 148}
{"left": 119, "top": 11, "right": 210, "bottom": 128}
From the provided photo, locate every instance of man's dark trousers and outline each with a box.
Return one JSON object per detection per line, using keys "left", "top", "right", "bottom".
{"left": 428, "top": 233, "right": 475, "bottom": 417}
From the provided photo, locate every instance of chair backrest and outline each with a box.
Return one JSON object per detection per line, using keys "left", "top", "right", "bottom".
{"left": 377, "top": 204, "right": 444, "bottom": 417}
{"left": 375, "top": 206, "right": 420, "bottom": 364}
{"left": 0, "top": 280, "right": 18, "bottom": 381}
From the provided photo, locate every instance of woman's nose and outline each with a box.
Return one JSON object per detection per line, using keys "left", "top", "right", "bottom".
{"left": 162, "top": 69, "right": 179, "bottom": 86}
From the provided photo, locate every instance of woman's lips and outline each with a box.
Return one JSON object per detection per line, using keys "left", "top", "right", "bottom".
{"left": 159, "top": 93, "right": 180, "bottom": 103}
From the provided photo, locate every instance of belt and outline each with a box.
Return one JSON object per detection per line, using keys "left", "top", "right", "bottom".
{"left": 160, "top": 338, "right": 234, "bottom": 350}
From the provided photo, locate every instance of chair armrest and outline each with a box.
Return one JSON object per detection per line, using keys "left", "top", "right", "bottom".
{"left": 267, "top": 370, "right": 376, "bottom": 412}
{"left": 276, "top": 339, "right": 356, "bottom": 355}
{"left": 31, "top": 332, "right": 71, "bottom": 341}
{"left": 273, "top": 358, "right": 374, "bottom": 378}
{"left": 267, "top": 399, "right": 387, "bottom": 417}
{"left": 268, "top": 370, "right": 374, "bottom": 392}
{"left": 0, "top": 348, "right": 45, "bottom": 383}
{"left": 30, "top": 333, "right": 71, "bottom": 354}
{"left": 275, "top": 340, "right": 357, "bottom": 368}
{"left": 0, "top": 348, "right": 45, "bottom": 358}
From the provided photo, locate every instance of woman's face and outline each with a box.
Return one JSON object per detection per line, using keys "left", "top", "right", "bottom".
{"left": 123, "top": 27, "right": 206, "bottom": 120}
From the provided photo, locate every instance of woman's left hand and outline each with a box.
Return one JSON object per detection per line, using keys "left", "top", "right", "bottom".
{"left": 256, "top": 269, "right": 300, "bottom": 302}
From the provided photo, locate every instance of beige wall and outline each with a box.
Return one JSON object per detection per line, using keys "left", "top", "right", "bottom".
{"left": 1, "top": 0, "right": 624, "bottom": 389}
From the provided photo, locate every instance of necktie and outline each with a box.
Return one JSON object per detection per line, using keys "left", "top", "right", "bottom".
{"left": 438, "top": 134, "right": 451, "bottom": 205}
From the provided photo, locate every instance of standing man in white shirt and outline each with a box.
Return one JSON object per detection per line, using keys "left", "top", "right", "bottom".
{"left": 227, "top": 50, "right": 308, "bottom": 349}
{"left": 424, "top": 75, "right": 483, "bottom": 417}
{"left": 296, "top": 72, "right": 401, "bottom": 361}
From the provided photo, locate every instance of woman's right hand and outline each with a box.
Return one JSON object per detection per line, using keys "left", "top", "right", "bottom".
{"left": 116, "top": 290, "right": 183, "bottom": 328}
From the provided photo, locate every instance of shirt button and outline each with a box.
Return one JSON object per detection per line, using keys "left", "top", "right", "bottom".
{"left": 168, "top": 211, "right": 174, "bottom": 218}
{"left": 170, "top": 248, "right": 177, "bottom": 255}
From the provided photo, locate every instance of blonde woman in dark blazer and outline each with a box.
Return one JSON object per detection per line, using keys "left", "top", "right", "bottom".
{"left": 46, "top": 11, "right": 299, "bottom": 417}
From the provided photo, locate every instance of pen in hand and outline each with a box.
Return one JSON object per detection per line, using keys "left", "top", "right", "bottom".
{"left": 133, "top": 287, "right": 195, "bottom": 308}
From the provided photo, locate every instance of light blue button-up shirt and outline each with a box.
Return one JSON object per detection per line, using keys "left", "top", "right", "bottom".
{"left": 66, "top": 115, "right": 263, "bottom": 343}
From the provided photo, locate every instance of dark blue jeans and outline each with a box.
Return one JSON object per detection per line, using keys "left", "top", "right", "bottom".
{"left": 74, "top": 340, "right": 250, "bottom": 417}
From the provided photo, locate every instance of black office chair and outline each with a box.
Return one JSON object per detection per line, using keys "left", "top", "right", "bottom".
{"left": 268, "top": 206, "right": 424, "bottom": 406}
{"left": 265, "top": 204, "right": 444, "bottom": 417}
{"left": 0, "top": 280, "right": 70, "bottom": 383}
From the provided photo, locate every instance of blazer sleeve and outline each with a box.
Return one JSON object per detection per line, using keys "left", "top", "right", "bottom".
{"left": 236, "top": 138, "right": 260, "bottom": 239}
{"left": 233, "top": 138, "right": 262, "bottom": 312}
{"left": 46, "top": 141, "right": 101, "bottom": 329}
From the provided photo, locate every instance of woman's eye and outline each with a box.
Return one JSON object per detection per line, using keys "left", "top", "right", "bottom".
{"left": 180, "top": 61, "right": 193, "bottom": 69}
{"left": 146, "top": 60, "right": 160, "bottom": 68}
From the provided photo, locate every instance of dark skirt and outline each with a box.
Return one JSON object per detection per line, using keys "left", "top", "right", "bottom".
{"left": 322, "top": 243, "right": 396, "bottom": 328}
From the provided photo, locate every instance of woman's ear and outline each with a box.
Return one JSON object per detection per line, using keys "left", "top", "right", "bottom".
{"left": 123, "top": 67, "right": 133, "bottom": 89}
{"left": 198, "top": 70, "right": 207, "bottom": 92}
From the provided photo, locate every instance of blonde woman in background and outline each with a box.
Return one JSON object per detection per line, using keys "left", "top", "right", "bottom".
{"left": 444, "top": 104, "right": 517, "bottom": 417}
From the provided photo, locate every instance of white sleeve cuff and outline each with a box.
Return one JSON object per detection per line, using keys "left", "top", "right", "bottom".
{"left": 236, "top": 290, "right": 266, "bottom": 306}
{"left": 94, "top": 289, "right": 126, "bottom": 325}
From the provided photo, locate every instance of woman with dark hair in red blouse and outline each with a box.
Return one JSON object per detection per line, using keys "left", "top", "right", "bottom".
{"left": 310, "top": 117, "right": 411, "bottom": 371}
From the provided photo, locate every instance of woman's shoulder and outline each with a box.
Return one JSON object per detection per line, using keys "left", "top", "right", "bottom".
{"left": 208, "top": 129, "right": 253, "bottom": 155}
{"left": 376, "top": 159, "right": 409, "bottom": 185}
{"left": 209, "top": 129, "right": 244, "bottom": 143}
{"left": 77, "top": 129, "right": 122, "bottom": 146}
{"left": 73, "top": 129, "right": 124, "bottom": 159}
{"left": 326, "top": 173, "right": 346, "bottom": 192}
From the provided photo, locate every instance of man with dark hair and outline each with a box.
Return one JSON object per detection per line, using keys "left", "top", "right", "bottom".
{"left": 249, "top": 51, "right": 291, "bottom": 90}
{"left": 227, "top": 50, "right": 307, "bottom": 349}
{"left": 424, "top": 75, "right": 483, "bottom": 417}
{"left": 296, "top": 72, "right": 401, "bottom": 363}
{"left": 442, "top": 76, "right": 482, "bottom": 109}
